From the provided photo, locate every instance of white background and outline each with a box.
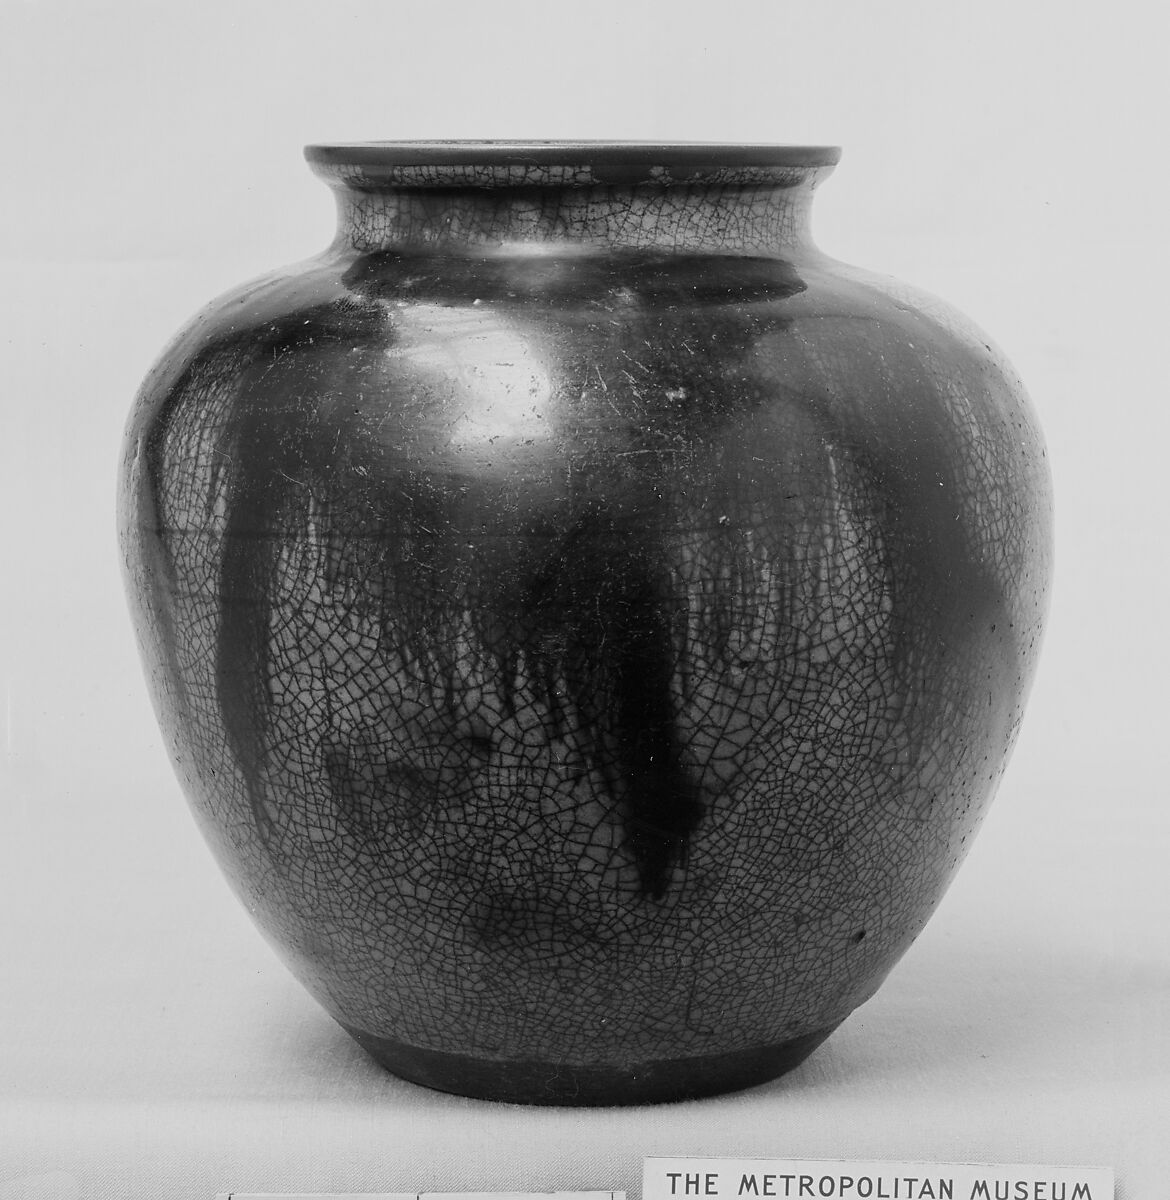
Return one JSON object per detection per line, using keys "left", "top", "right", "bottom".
{"left": 1, "top": 2, "right": 1167, "bottom": 1198}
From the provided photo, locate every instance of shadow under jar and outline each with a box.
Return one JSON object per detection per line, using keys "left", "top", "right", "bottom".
{"left": 120, "top": 142, "right": 1052, "bottom": 1105}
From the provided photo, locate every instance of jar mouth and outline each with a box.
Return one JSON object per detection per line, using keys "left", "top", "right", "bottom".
{"left": 305, "top": 141, "right": 841, "bottom": 188}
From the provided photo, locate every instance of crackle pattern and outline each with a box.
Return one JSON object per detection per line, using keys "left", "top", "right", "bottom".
{"left": 313, "top": 160, "right": 829, "bottom": 255}
{"left": 335, "top": 182, "right": 817, "bottom": 256}
{"left": 120, "top": 166, "right": 1052, "bottom": 1093}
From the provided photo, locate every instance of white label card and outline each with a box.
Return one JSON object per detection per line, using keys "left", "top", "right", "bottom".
{"left": 644, "top": 1157, "right": 1113, "bottom": 1200}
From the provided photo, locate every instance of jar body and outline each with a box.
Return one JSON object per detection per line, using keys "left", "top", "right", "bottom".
{"left": 120, "top": 148, "right": 1051, "bottom": 1104}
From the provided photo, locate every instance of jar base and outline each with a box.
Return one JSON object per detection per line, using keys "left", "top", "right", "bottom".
{"left": 341, "top": 1023, "right": 838, "bottom": 1106}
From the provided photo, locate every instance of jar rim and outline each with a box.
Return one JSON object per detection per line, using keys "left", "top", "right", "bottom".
{"left": 305, "top": 140, "right": 842, "bottom": 170}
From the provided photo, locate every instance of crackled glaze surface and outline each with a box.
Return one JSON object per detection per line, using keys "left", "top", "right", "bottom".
{"left": 120, "top": 143, "right": 1052, "bottom": 1104}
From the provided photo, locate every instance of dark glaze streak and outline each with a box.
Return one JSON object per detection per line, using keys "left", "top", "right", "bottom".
{"left": 520, "top": 513, "right": 703, "bottom": 898}
{"left": 611, "top": 569, "right": 704, "bottom": 900}
{"left": 210, "top": 302, "right": 382, "bottom": 840}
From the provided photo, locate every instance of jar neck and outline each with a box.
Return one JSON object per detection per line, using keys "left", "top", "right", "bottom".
{"left": 323, "top": 176, "right": 828, "bottom": 257}
{"left": 305, "top": 146, "right": 839, "bottom": 258}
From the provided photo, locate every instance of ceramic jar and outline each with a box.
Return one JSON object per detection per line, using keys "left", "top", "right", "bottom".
{"left": 120, "top": 142, "right": 1052, "bottom": 1104}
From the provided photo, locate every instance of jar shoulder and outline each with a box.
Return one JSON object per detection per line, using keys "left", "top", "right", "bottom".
{"left": 125, "top": 256, "right": 344, "bottom": 419}
{"left": 123, "top": 248, "right": 1046, "bottom": 473}
{"left": 800, "top": 256, "right": 1034, "bottom": 392}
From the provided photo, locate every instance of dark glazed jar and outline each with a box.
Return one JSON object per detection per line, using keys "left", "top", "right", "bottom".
{"left": 120, "top": 142, "right": 1052, "bottom": 1105}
